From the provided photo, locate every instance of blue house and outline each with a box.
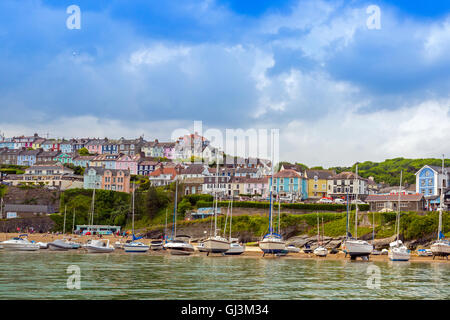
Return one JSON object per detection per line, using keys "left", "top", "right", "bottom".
{"left": 101, "top": 141, "right": 118, "bottom": 154}
{"left": 272, "top": 169, "right": 307, "bottom": 200}
{"left": 17, "top": 149, "right": 42, "bottom": 166}
{"left": 415, "top": 165, "right": 450, "bottom": 208}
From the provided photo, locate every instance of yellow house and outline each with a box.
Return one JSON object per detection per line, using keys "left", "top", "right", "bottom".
{"left": 32, "top": 138, "right": 46, "bottom": 150}
{"left": 305, "top": 169, "right": 335, "bottom": 199}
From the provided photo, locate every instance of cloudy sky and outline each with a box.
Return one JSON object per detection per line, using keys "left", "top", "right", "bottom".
{"left": 1, "top": 0, "right": 449, "bottom": 167}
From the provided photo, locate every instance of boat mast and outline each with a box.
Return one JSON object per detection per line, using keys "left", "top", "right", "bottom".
{"left": 229, "top": 196, "right": 233, "bottom": 241}
{"left": 346, "top": 190, "right": 349, "bottom": 239}
{"left": 72, "top": 208, "right": 76, "bottom": 234}
{"left": 269, "top": 132, "right": 274, "bottom": 234}
{"left": 317, "top": 214, "right": 320, "bottom": 245}
{"left": 214, "top": 152, "right": 219, "bottom": 237}
{"left": 0, "top": 197, "right": 3, "bottom": 219}
{"left": 164, "top": 208, "right": 168, "bottom": 243}
{"left": 63, "top": 205, "right": 67, "bottom": 234}
{"left": 131, "top": 184, "right": 135, "bottom": 235}
{"left": 90, "top": 187, "right": 96, "bottom": 227}
{"left": 322, "top": 216, "right": 324, "bottom": 246}
{"left": 354, "top": 163, "right": 359, "bottom": 239}
{"left": 278, "top": 193, "right": 281, "bottom": 234}
{"left": 396, "top": 170, "right": 403, "bottom": 243}
{"left": 438, "top": 154, "right": 445, "bottom": 240}
{"left": 173, "top": 179, "right": 178, "bottom": 239}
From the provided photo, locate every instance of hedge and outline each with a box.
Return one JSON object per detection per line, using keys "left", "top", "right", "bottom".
{"left": 196, "top": 200, "right": 369, "bottom": 212}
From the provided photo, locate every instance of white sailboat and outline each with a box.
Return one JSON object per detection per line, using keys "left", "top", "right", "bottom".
{"left": 124, "top": 184, "right": 150, "bottom": 253}
{"left": 224, "top": 197, "right": 244, "bottom": 255}
{"left": 388, "top": 171, "right": 410, "bottom": 261}
{"left": 164, "top": 179, "right": 195, "bottom": 255}
{"left": 343, "top": 163, "right": 373, "bottom": 260}
{"left": 204, "top": 153, "right": 230, "bottom": 255}
{"left": 259, "top": 134, "right": 286, "bottom": 256}
{"left": 0, "top": 234, "right": 40, "bottom": 251}
{"left": 430, "top": 155, "right": 450, "bottom": 259}
{"left": 314, "top": 215, "right": 328, "bottom": 257}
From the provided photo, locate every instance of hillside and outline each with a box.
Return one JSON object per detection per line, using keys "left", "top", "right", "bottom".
{"left": 280, "top": 157, "right": 450, "bottom": 186}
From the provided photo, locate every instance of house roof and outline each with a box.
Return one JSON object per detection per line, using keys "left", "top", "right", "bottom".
{"left": 330, "top": 172, "right": 365, "bottom": 180}
{"left": 365, "top": 194, "right": 424, "bottom": 202}
{"left": 305, "top": 169, "right": 335, "bottom": 179}
{"left": 419, "top": 165, "right": 450, "bottom": 175}
{"left": 180, "top": 164, "right": 207, "bottom": 175}
{"left": 149, "top": 167, "right": 177, "bottom": 179}
{"left": 274, "top": 169, "right": 302, "bottom": 178}
{"left": 4, "top": 204, "right": 56, "bottom": 214}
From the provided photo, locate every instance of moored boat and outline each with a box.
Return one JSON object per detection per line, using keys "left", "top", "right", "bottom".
{"left": 224, "top": 242, "right": 245, "bottom": 255}
{"left": 286, "top": 244, "right": 300, "bottom": 253}
{"left": 48, "top": 239, "right": 74, "bottom": 251}
{"left": 203, "top": 236, "right": 230, "bottom": 254}
{"left": 0, "top": 235, "right": 40, "bottom": 251}
{"left": 86, "top": 239, "right": 115, "bottom": 253}
{"left": 164, "top": 240, "right": 195, "bottom": 255}
{"left": 37, "top": 242, "right": 48, "bottom": 249}
{"left": 150, "top": 240, "right": 164, "bottom": 251}
{"left": 314, "top": 246, "right": 328, "bottom": 257}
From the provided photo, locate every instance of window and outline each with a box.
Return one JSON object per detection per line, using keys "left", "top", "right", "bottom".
{"left": 280, "top": 178, "right": 284, "bottom": 184}
{"left": 314, "top": 176, "right": 318, "bottom": 182}
{"left": 290, "top": 178, "right": 294, "bottom": 184}
{"left": 322, "top": 184, "right": 326, "bottom": 189}
{"left": 314, "top": 184, "right": 318, "bottom": 189}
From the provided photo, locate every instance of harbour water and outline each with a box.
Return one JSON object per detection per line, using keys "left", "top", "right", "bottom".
{"left": 0, "top": 251, "right": 448, "bottom": 299}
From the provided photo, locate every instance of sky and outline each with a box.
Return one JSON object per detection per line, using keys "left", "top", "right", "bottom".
{"left": 0, "top": 0, "right": 449, "bottom": 167}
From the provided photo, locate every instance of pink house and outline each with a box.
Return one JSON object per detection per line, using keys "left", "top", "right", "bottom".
{"left": 116, "top": 154, "right": 141, "bottom": 175}
{"left": 85, "top": 139, "right": 105, "bottom": 155}
{"left": 162, "top": 142, "right": 176, "bottom": 159}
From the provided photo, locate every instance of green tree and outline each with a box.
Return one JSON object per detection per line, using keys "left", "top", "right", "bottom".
{"left": 78, "top": 147, "right": 90, "bottom": 156}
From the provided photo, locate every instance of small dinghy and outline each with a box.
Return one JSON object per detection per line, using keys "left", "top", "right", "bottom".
{"left": 86, "top": 239, "right": 115, "bottom": 253}
{"left": 48, "top": 239, "right": 74, "bottom": 251}
{"left": 314, "top": 246, "right": 328, "bottom": 257}
{"left": 286, "top": 245, "right": 300, "bottom": 253}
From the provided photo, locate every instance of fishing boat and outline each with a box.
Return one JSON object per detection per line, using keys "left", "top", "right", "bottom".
{"left": 430, "top": 155, "right": 450, "bottom": 259}
{"left": 314, "top": 215, "right": 328, "bottom": 257}
{"left": 0, "top": 235, "right": 40, "bottom": 251}
{"left": 150, "top": 240, "right": 164, "bottom": 251}
{"left": 343, "top": 164, "right": 373, "bottom": 260}
{"left": 388, "top": 171, "right": 410, "bottom": 262}
{"left": 124, "top": 184, "right": 150, "bottom": 253}
{"left": 204, "top": 154, "right": 231, "bottom": 255}
{"left": 86, "top": 239, "right": 115, "bottom": 253}
{"left": 164, "top": 180, "right": 194, "bottom": 255}
{"left": 259, "top": 139, "right": 286, "bottom": 256}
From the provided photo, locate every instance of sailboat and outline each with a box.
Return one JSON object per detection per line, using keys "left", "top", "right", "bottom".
{"left": 388, "top": 171, "right": 410, "bottom": 261}
{"left": 314, "top": 215, "right": 328, "bottom": 257}
{"left": 224, "top": 196, "right": 244, "bottom": 255}
{"left": 430, "top": 155, "right": 450, "bottom": 259}
{"left": 164, "top": 179, "right": 195, "bottom": 255}
{"left": 124, "top": 183, "right": 150, "bottom": 253}
{"left": 203, "top": 153, "right": 230, "bottom": 255}
{"left": 259, "top": 135, "right": 286, "bottom": 256}
{"left": 343, "top": 163, "right": 373, "bottom": 260}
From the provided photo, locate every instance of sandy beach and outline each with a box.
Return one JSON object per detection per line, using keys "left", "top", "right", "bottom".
{"left": 1, "top": 232, "right": 448, "bottom": 263}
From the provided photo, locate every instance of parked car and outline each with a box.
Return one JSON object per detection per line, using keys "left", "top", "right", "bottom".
{"left": 351, "top": 199, "right": 367, "bottom": 205}
{"left": 317, "top": 198, "right": 333, "bottom": 204}
{"left": 334, "top": 198, "right": 346, "bottom": 204}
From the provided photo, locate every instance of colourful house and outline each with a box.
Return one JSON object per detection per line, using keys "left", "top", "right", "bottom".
{"left": 54, "top": 153, "right": 74, "bottom": 165}
{"left": 272, "top": 169, "right": 306, "bottom": 200}
{"left": 305, "top": 169, "right": 335, "bottom": 199}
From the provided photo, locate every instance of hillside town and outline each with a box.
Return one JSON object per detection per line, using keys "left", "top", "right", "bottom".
{"left": 0, "top": 132, "right": 449, "bottom": 220}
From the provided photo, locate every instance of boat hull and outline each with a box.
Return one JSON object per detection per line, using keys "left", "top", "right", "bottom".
{"left": 388, "top": 249, "right": 410, "bottom": 261}
{"left": 203, "top": 237, "right": 230, "bottom": 253}
{"left": 259, "top": 240, "right": 286, "bottom": 254}
{"left": 314, "top": 247, "right": 328, "bottom": 257}
{"left": 224, "top": 244, "right": 245, "bottom": 255}
{"left": 86, "top": 246, "right": 115, "bottom": 253}
{"left": 430, "top": 243, "right": 450, "bottom": 257}
{"left": 343, "top": 240, "right": 373, "bottom": 258}
{"left": 165, "top": 242, "right": 195, "bottom": 255}
{"left": 123, "top": 245, "right": 149, "bottom": 253}
{"left": 1, "top": 243, "right": 40, "bottom": 251}
{"left": 48, "top": 243, "right": 70, "bottom": 251}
